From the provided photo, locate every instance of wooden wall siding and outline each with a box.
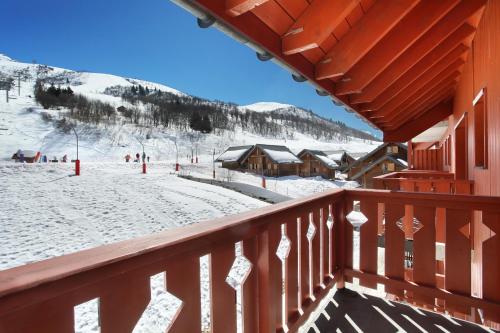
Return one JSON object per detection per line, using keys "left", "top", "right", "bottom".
{"left": 403, "top": 1, "right": 499, "bottom": 305}
{"left": 413, "top": 148, "right": 444, "bottom": 171}
{"left": 1, "top": 189, "right": 499, "bottom": 331}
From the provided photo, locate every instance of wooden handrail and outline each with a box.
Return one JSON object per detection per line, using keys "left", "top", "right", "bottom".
{"left": 0, "top": 188, "right": 499, "bottom": 331}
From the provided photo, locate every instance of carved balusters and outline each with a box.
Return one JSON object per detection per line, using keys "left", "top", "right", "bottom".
{"left": 284, "top": 217, "right": 300, "bottom": 326}
{"left": 210, "top": 244, "right": 237, "bottom": 333}
{"left": 445, "top": 208, "right": 472, "bottom": 316}
{"left": 412, "top": 205, "right": 436, "bottom": 307}
{"left": 384, "top": 203, "right": 406, "bottom": 299}
{"left": 166, "top": 256, "right": 201, "bottom": 333}
{"left": 257, "top": 222, "right": 282, "bottom": 332}
{"left": 299, "top": 213, "right": 312, "bottom": 307}
{"left": 359, "top": 199, "right": 378, "bottom": 289}
{"left": 101, "top": 272, "right": 149, "bottom": 333}
{"left": 482, "top": 211, "right": 500, "bottom": 324}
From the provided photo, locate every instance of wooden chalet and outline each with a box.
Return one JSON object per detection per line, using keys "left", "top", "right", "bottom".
{"left": 346, "top": 142, "right": 408, "bottom": 187}
{"left": 242, "top": 144, "right": 302, "bottom": 177}
{"left": 3, "top": 1, "right": 500, "bottom": 332}
{"left": 297, "top": 149, "right": 338, "bottom": 179}
{"left": 215, "top": 145, "right": 253, "bottom": 169}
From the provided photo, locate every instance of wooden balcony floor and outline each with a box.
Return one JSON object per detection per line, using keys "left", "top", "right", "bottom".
{"left": 308, "top": 288, "right": 496, "bottom": 333}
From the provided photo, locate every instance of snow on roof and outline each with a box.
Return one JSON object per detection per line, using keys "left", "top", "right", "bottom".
{"left": 299, "top": 149, "right": 338, "bottom": 168}
{"left": 397, "top": 158, "right": 408, "bottom": 167}
{"left": 216, "top": 146, "right": 253, "bottom": 162}
{"left": 257, "top": 144, "right": 302, "bottom": 164}
{"left": 315, "top": 154, "right": 339, "bottom": 168}
{"left": 238, "top": 102, "right": 294, "bottom": 113}
{"left": 328, "top": 153, "right": 344, "bottom": 161}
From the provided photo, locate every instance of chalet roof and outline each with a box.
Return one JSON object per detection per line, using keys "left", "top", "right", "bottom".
{"left": 298, "top": 149, "right": 338, "bottom": 169}
{"left": 344, "top": 142, "right": 407, "bottom": 173}
{"left": 350, "top": 155, "right": 408, "bottom": 181}
{"left": 324, "top": 150, "right": 361, "bottom": 163}
{"left": 174, "top": 1, "right": 486, "bottom": 141}
{"left": 215, "top": 145, "right": 253, "bottom": 163}
{"left": 250, "top": 144, "right": 303, "bottom": 164}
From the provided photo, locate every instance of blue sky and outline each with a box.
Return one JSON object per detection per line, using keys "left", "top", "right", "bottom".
{"left": 1, "top": 0, "right": 379, "bottom": 136}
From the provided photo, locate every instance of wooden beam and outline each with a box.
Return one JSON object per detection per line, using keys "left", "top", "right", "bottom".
{"left": 385, "top": 73, "right": 460, "bottom": 124}
{"left": 349, "top": 0, "right": 486, "bottom": 103}
{"left": 362, "top": 46, "right": 467, "bottom": 112}
{"left": 226, "top": 0, "right": 269, "bottom": 17}
{"left": 383, "top": 100, "right": 453, "bottom": 142}
{"left": 282, "top": 0, "right": 359, "bottom": 55}
{"left": 367, "top": 58, "right": 464, "bottom": 119}
{"left": 314, "top": 0, "right": 419, "bottom": 80}
{"left": 383, "top": 83, "right": 458, "bottom": 129}
{"left": 335, "top": 0, "right": 461, "bottom": 95}
{"left": 376, "top": 83, "right": 456, "bottom": 127}
{"left": 350, "top": 24, "right": 475, "bottom": 104}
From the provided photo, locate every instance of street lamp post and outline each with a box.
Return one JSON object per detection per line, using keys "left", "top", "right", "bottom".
{"left": 212, "top": 148, "right": 215, "bottom": 179}
{"left": 72, "top": 127, "right": 80, "bottom": 176}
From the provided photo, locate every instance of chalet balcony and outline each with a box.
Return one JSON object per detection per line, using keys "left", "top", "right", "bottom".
{"left": 373, "top": 170, "right": 474, "bottom": 194}
{"left": 1, "top": 188, "right": 498, "bottom": 332}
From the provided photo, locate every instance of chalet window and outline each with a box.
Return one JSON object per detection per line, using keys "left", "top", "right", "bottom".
{"left": 473, "top": 89, "right": 487, "bottom": 168}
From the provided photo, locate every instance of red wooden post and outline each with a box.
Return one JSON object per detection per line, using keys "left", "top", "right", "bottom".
{"left": 262, "top": 177, "right": 266, "bottom": 188}
{"left": 210, "top": 244, "right": 236, "bottom": 333}
{"left": 142, "top": 162, "right": 146, "bottom": 174}
{"left": 175, "top": 163, "right": 179, "bottom": 171}
{"left": 257, "top": 223, "right": 282, "bottom": 332}
{"left": 75, "top": 159, "right": 80, "bottom": 176}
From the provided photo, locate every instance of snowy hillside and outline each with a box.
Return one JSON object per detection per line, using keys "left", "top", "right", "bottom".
{"left": 0, "top": 54, "right": 380, "bottom": 163}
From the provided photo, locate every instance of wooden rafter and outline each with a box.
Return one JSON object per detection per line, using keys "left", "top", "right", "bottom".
{"left": 383, "top": 100, "right": 454, "bottom": 142}
{"left": 362, "top": 46, "right": 468, "bottom": 112}
{"left": 226, "top": 0, "right": 269, "bottom": 17}
{"left": 376, "top": 81, "right": 456, "bottom": 127}
{"left": 367, "top": 58, "right": 464, "bottom": 119}
{"left": 384, "top": 74, "right": 460, "bottom": 124}
{"left": 349, "top": 24, "right": 475, "bottom": 105}
{"left": 282, "top": 0, "right": 359, "bottom": 55}
{"left": 348, "top": 0, "right": 486, "bottom": 103}
{"left": 383, "top": 83, "right": 458, "bottom": 129}
{"left": 334, "top": 0, "right": 461, "bottom": 95}
{"left": 314, "top": 0, "right": 419, "bottom": 80}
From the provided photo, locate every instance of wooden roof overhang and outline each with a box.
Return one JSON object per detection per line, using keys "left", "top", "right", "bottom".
{"left": 172, "top": 0, "right": 486, "bottom": 142}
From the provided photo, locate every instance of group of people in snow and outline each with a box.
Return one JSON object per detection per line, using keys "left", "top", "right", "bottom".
{"left": 125, "top": 153, "right": 149, "bottom": 163}
{"left": 12, "top": 150, "right": 69, "bottom": 163}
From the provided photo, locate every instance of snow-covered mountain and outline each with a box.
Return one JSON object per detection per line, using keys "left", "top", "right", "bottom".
{"left": 0, "top": 54, "right": 380, "bottom": 162}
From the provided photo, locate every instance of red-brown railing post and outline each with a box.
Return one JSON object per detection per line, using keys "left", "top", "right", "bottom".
{"left": 284, "top": 218, "right": 300, "bottom": 326}
{"left": 166, "top": 256, "right": 201, "bottom": 333}
{"left": 334, "top": 196, "right": 347, "bottom": 288}
{"left": 210, "top": 244, "right": 237, "bottom": 333}
{"left": 242, "top": 237, "right": 259, "bottom": 333}
{"left": 299, "top": 213, "right": 312, "bottom": 307}
{"left": 359, "top": 199, "right": 378, "bottom": 289}
{"left": 257, "top": 223, "right": 282, "bottom": 332}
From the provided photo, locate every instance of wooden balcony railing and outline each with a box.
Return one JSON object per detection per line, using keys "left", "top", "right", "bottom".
{"left": 373, "top": 170, "right": 474, "bottom": 194}
{"left": 0, "top": 189, "right": 499, "bottom": 332}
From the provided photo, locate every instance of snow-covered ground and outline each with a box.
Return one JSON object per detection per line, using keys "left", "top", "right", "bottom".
{"left": 181, "top": 162, "right": 359, "bottom": 198}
